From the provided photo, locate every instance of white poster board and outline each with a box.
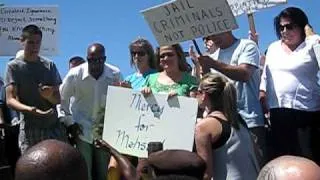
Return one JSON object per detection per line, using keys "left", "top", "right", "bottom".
{"left": 102, "top": 86, "right": 198, "bottom": 158}
{"left": 314, "top": 44, "right": 320, "bottom": 69}
{"left": 0, "top": 6, "right": 59, "bottom": 56}
{"left": 227, "top": 0, "right": 287, "bottom": 16}
{"left": 142, "top": 0, "right": 238, "bottom": 46}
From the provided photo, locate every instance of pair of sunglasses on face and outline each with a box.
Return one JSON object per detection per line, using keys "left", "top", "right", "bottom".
{"left": 279, "top": 23, "right": 297, "bottom": 31}
{"left": 87, "top": 56, "right": 106, "bottom": 64}
{"left": 131, "top": 51, "right": 146, "bottom": 57}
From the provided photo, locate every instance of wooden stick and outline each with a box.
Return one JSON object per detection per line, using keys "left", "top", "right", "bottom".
{"left": 247, "top": 13, "right": 256, "bottom": 36}
{"left": 192, "top": 39, "right": 202, "bottom": 56}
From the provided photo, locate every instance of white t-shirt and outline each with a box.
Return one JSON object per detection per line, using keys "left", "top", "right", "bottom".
{"left": 260, "top": 38, "right": 320, "bottom": 111}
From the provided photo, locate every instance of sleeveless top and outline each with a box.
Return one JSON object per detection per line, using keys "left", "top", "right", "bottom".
{"left": 210, "top": 116, "right": 260, "bottom": 180}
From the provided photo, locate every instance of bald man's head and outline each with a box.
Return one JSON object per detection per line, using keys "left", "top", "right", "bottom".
{"left": 257, "top": 155, "right": 320, "bottom": 180}
{"left": 86, "top": 43, "right": 106, "bottom": 79}
{"left": 15, "top": 140, "right": 88, "bottom": 180}
{"left": 87, "top": 43, "right": 105, "bottom": 55}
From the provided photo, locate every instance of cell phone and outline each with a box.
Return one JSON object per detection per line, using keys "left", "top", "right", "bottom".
{"left": 147, "top": 142, "right": 163, "bottom": 156}
{"left": 140, "top": 142, "right": 164, "bottom": 177}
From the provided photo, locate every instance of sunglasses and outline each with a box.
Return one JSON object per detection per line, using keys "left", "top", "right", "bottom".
{"left": 87, "top": 56, "right": 105, "bottom": 64}
{"left": 131, "top": 51, "right": 146, "bottom": 56}
{"left": 279, "top": 23, "right": 297, "bottom": 31}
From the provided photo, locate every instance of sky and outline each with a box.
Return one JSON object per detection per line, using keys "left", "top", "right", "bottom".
{"left": 0, "top": 0, "right": 319, "bottom": 79}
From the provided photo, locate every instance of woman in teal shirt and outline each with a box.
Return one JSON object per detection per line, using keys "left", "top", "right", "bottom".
{"left": 124, "top": 38, "right": 157, "bottom": 90}
{"left": 142, "top": 44, "right": 198, "bottom": 97}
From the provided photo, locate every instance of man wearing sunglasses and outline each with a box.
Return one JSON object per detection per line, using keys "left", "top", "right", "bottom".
{"left": 59, "top": 43, "right": 122, "bottom": 180}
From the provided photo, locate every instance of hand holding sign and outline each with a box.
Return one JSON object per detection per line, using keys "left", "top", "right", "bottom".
{"left": 103, "top": 86, "right": 198, "bottom": 158}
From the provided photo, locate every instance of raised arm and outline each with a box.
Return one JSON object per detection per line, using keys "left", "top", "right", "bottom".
{"left": 197, "top": 41, "right": 259, "bottom": 82}
{"left": 95, "top": 139, "right": 137, "bottom": 180}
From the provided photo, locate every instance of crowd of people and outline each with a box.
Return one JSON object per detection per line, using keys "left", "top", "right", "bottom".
{"left": 0, "top": 6, "right": 320, "bottom": 180}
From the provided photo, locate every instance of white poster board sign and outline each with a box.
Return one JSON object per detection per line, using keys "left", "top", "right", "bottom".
{"left": 0, "top": 6, "right": 59, "bottom": 56}
{"left": 314, "top": 44, "right": 320, "bottom": 69}
{"left": 227, "top": 0, "right": 287, "bottom": 16}
{"left": 142, "top": 0, "right": 238, "bottom": 46}
{"left": 102, "top": 86, "right": 198, "bottom": 158}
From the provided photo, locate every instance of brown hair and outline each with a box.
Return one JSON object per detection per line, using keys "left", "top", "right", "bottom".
{"left": 155, "top": 44, "right": 189, "bottom": 72}
{"left": 129, "top": 37, "right": 156, "bottom": 69}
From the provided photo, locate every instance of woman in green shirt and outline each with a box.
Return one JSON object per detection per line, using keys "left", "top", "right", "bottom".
{"left": 142, "top": 44, "right": 198, "bottom": 97}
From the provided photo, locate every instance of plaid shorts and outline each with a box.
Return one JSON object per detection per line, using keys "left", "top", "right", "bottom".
{"left": 19, "top": 120, "right": 67, "bottom": 154}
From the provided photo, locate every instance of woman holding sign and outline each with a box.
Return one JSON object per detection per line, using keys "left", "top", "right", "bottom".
{"left": 122, "top": 38, "right": 157, "bottom": 90}
{"left": 142, "top": 44, "right": 198, "bottom": 97}
{"left": 109, "top": 38, "right": 157, "bottom": 180}
{"left": 260, "top": 7, "right": 320, "bottom": 163}
{"left": 195, "top": 73, "right": 259, "bottom": 180}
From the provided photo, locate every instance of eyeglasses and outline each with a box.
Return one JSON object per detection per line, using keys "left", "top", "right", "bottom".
{"left": 87, "top": 56, "right": 105, "bottom": 64}
{"left": 131, "top": 51, "right": 146, "bottom": 56}
{"left": 279, "top": 23, "right": 297, "bottom": 31}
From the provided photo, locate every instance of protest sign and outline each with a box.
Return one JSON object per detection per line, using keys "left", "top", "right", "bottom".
{"left": 0, "top": 6, "right": 58, "bottom": 56}
{"left": 227, "top": 0, "right": 287, "bottom": 16}
{"left": 314, "top": 43, "right": 320, "bottom": 69}
{"left": 102, "top": 86, "right": 198, "bottom": 158}
{"left": 142, "top": 0, "right": 238, "bottom": 46}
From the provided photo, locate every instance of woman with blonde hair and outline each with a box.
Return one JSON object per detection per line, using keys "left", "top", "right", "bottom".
{"left": 195, "top": 73, "right": 259, "bottom": 180}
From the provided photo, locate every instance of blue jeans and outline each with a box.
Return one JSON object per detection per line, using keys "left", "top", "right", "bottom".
{"left": 76, "top": 139, "right": 110, "bottom": 180}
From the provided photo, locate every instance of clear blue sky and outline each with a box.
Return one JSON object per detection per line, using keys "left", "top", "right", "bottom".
{"left": 0, "top": 0, "right": 319, "bottom": 79}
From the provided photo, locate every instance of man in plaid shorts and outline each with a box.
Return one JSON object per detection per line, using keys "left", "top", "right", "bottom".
{"left": 4, "top": 24, "right": 66, "bottom": 154}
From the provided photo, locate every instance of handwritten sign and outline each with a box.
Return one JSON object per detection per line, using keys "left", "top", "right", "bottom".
{"left": 314, "top": 44, "right": 320, "bottom": 69}
{"left": 142, "top": 0, "right": 238, "bottom": 46}
{"left": 227, "top": 0, "right": 287, "bottom": 16}
{"left": 102, "top": 86, "right": 198, "bottom": 158}
{"left": 0, "top": 6, "right": 59, "bottom": 56}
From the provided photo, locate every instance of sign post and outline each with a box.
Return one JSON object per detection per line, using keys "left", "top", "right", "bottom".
{"left": 247, "top": 13, "right": 256, "bottom": 39}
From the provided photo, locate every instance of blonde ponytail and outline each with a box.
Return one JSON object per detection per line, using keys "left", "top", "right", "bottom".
{"left": 222, "top": 81, "right": 239, "bottom": 129}
{"left": 200, "top": 73, "right": 240, "bottom": 129}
